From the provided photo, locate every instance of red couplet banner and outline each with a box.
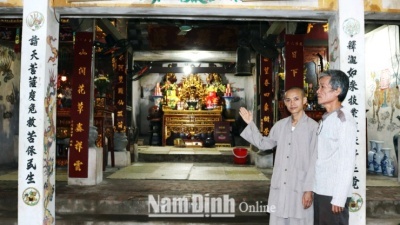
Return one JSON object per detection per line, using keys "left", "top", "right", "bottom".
{"left": 259, "top": 56, "right": 274, "bottom": 136}
{"left": 114, "top": 54, "right": 127, "bottom": 133}
{"left": 68, "top": 32, "right": 93, "bottom": 178}
{"left": 284, "top": 35, "right": 304, "bottom": 91}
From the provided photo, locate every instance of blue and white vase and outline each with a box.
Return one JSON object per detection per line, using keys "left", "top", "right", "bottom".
{"left": 223, "top": 96, "right": 234, "bottom": 110}
{"left": 368, "top": 140, "right": 377, "bottom": 173}
{"left": 388, "top": 155, "right": 398, "bottom": 177}
{"left": 373, "top": 141, "right": 384, "bottom": 174}
{"left": 381, "top": 148, "right": 391, "bottom": 176}
{"left": 387, "top": 156, "right": 395, "bottom": 177}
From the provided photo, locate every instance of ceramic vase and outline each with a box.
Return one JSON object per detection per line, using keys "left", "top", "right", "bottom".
{"left": 186, "top": 100, "right": 198, "bottom": 110}
{"left": 381, "top": 148, "right": 391, "bottom": 176}
{"left": 223, "top": 96, "right": 234, "bottom": 110}
{"left": 390, "top": 156, "right": 397, "bottom": 177}
{"left": 373, "top": 140, "right": 384, "bottom": 174}
{"left": 380, "top": 147, "right": 395, "bottom": 177}
{"left": 387, "top": 157, "right": 395, "bottom": 177}
{"left": 368, "top": 140, "right": 377, "bottom": 173}
{"left": 152, "top": 95, "right": 163, "bottom": 108}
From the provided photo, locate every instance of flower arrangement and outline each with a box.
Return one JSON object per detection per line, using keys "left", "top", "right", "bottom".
{"left": 206, "top": 82, "right": 226, "bottom": 93}
{"left": 162, "top": 80, "right": 178, "bottom": 91}
{"left": 94, "top": 74, "right": 110, "bottom": 96}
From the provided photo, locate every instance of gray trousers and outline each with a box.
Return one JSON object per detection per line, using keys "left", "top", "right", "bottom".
{"left": 313, "top": 193, "right": 350, "bottom": 225}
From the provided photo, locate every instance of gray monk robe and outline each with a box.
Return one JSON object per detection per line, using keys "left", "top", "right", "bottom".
{"left": 240, "top": 113, "right": 318, "bottom": 223}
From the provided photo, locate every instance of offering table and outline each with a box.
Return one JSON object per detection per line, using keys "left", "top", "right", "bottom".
{"left": 162, "top": 108, "right": 222, "bottom": 146}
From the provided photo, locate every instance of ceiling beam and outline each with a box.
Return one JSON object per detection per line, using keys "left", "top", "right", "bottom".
{"left": 132, "top": 50, "right": 256, "bottom": 63}
{"left": 146, "top": 65, "right": 234, "bottom": 74}
{"left": 97, "top": 19, "right": 124, "bottom": 40}
{"left": 96, "top": 18, "right": 134, "bottom": 54}
{"left": 265, "top": 21, "right": 286, "bottom": 37}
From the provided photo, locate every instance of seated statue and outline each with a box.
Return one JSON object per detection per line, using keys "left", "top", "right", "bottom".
{"left": 206, "top": 72, "right": 223, "bottom": 85}
{"left": 178, "top": 74, "right": 206, "bottom": 106}
{"left": 187, "top": 89, "right": 199, "bottom": 110}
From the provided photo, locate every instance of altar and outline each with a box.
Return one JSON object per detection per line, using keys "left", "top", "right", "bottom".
{"left": 162, "top": 108, "right": 223, "bottom": 146}
{"left": 149, "top": 70, "right": 234, "bottom": 147}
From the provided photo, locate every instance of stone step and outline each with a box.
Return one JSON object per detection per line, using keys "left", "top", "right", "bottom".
{"left": 0, "top": 213, "right": 269, "bottom": 225}
{"left": 135, "top": 146, "right": 246, "bottom": 164}
{"left": 1, "top": 186, "right": 400, "bottom": 224}
{"left": 138, "top": 152, "right": 235, "bottom": 163}
{"left": 2, "top": 149, "right": 400, "bottom": 225}
{"left": 2, "top": 204, "right": 400, "bottom": 225}
{"left": 367, "top": 199, "right": 400, "bottom": 219}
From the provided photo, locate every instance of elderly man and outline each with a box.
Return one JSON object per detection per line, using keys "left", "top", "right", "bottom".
{"left": 313, "top": 70, "right": 357, "bottom": 225}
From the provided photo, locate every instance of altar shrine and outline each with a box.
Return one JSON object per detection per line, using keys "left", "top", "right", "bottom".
{"left": 148, "top": 71, "right": 235, "bottom": 147}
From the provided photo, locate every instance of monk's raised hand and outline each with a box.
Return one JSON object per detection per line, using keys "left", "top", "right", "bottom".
{"left": 239, "top": 107, "right": 252, "bottom": 124}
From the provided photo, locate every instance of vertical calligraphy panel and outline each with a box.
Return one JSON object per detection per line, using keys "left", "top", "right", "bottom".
{"left": 114, "top": 53, "right": 127, "bottom": 133}
{"left": 284, "top": 35, "right": 304, "bottom": 91}
{"left": 259, "top": 57, "right": 273, "bottom": 136}
{"left": 19, "top": 0, "right": 59, "bottom": 224}
{"left": 331, "top": 1, "right": 366, "bottom": 223}
{"left": 68, "top": 32, "right": 93, "bottom": 178}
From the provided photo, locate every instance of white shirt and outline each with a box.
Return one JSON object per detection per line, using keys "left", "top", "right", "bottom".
{"left": 313, "top": 107, "right": 357, "bottom": 207}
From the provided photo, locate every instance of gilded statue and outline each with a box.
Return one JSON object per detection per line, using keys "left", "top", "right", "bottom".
{"left": 178, "top": 73, "right": 207, "bottom": 106}
{"left": 161, "top": 64, "right": 178, "bottom": 94}
{"left": 157, "top": 69, "right": 226, "bottom": 110}
{"left": 206, "top": 72, "right": 222, "bottom": 84}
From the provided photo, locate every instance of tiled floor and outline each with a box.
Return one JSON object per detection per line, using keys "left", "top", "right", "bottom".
{"left": 0, "top": 143, "right": 398, "bottom": 186}
{"left": 136, "top": 145, "right": 400, "bottom": 186}
{"left": 107, "top": 162, "right": 269, "bottom": 181}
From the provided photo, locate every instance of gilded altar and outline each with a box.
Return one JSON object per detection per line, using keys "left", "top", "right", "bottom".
{"left": 160, "top": 72, "right": 227, "bottom": 110}
{"left": 162, "top": 108, "right": 222, "bottom": 146}
{"left": 154, "top": 71, "right": 232, "bottom": 146}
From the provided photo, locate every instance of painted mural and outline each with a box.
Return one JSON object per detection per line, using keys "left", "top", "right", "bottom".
{"left": 383, "top": 0, "right": 400, "bottom": 9}
{"left": 0, "top": 44, "right": 20, "bottom": 164}
{"left": 366, "top": 25, "right": 400, "bottom": 172}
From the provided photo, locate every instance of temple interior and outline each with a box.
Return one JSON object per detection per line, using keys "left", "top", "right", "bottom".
{"left": 0, "top": 16, "right": 396, "bottom": 170}
{"left": 52, "top": 19, "right": 334, "bottom": 166}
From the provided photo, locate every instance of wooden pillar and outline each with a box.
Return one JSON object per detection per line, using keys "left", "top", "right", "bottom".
{"left": 18, "top": 0, "right": 59, "bottom": 224}
{"left": 329, "top": 0, "right": 366, "bottom": 223}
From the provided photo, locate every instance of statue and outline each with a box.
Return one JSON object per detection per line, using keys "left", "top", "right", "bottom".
{"left": 178, "top": 74, "right": 207, "bottom": 107}
{"left": 154, "top": 82, "right": 162, "bottom": 96}
{"left": 206, "top": 72, "right": 222, "bottom": 85}
{"left": 225, "top": 83, "right": 232, "bottom": 97}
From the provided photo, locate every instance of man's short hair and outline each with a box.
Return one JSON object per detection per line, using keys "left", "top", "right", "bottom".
{"left": 319, "top": 70, "right": 349, "bottom": 102}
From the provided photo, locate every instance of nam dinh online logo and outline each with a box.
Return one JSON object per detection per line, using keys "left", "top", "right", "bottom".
{"left": 148, "top": 194, "right": 275, "bottom": 218}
